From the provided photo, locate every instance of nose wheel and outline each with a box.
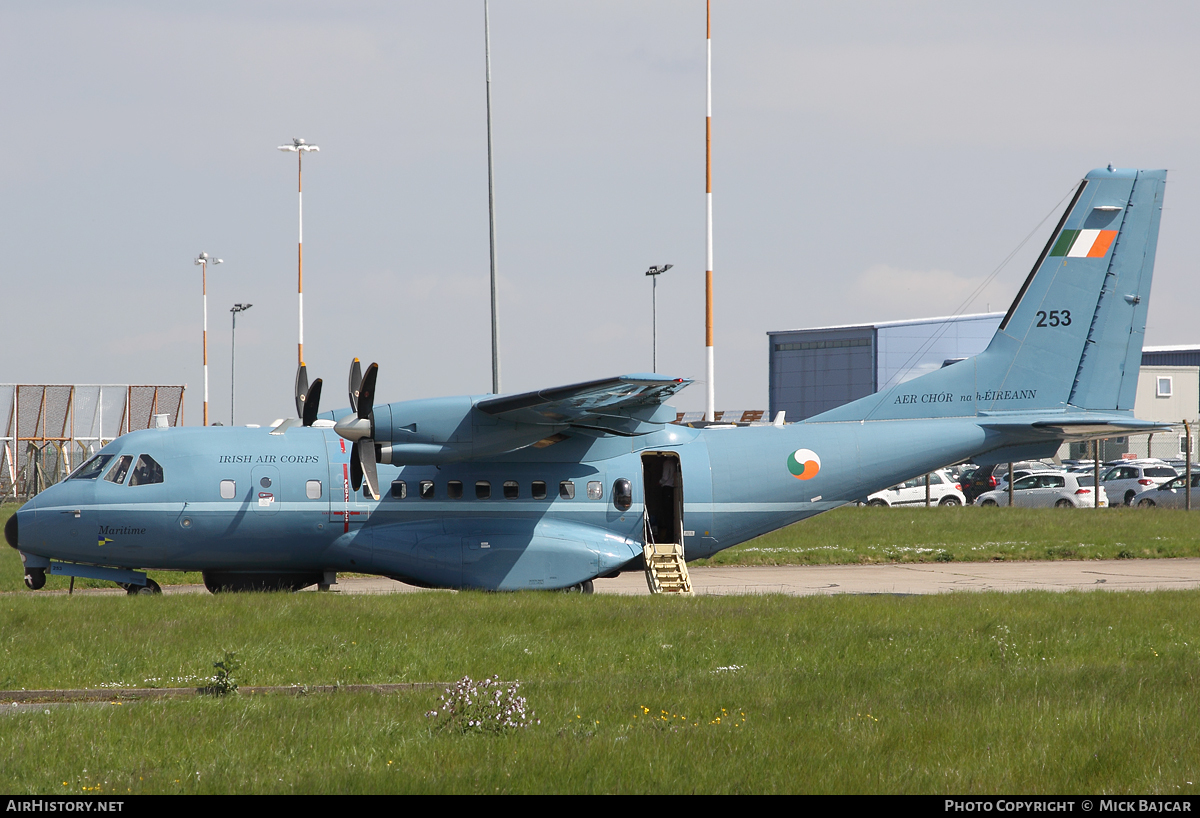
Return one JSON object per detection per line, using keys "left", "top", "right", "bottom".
{"left": 23, "top": 568, "right": 45, "bottom": 591}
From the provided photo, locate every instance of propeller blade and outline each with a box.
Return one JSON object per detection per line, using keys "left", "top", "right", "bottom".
{"left": 295, "top": 364, "right": 309, "bottom": 418}
{"left": 358, "top": 362, "right": 378, "bottom": 420}
{"left": 348, "top": 358, "right": 363, "bottom": 414}
{"left": 350, "top": 441, "right": 363, "bottom": 491}
{"left": 359, "top": 438, "right": 380, "bottom": 500}
{"left": 302, "top": 378, "right": 323, "bottom": 427}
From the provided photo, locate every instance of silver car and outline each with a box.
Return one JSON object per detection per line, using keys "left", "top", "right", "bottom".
{"left": 976, "top": 471, "right": 1108, "bottom": 508}
{"left": 1100, "top": 461, "right": 1178, "bottom": 506}
{"left": 1132, "top": 473, "right": 1200, "bottom": 508}
{"left": 867, "top": 469, "right": 967, "bottom": 507}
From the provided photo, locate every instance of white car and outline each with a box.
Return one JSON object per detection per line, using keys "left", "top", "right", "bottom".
{"left": 1132, "top": 473, "right": 1200, "bottom": 509}
{"left": 976, "top": 471, "right": 1108, "bottom": 508}
{"left": 866, "top": 469, "right": 966, "bottom": 507}
{"left": 1100, "top": 461, "right": 1178, "bottom": 506}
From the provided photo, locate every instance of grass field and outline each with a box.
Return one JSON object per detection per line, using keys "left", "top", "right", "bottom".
{"left": 1, "top": 589, "right": 1198, "bottom": 793}
{"left": 4, "top": 502, "right": 1199, "bottom": 593}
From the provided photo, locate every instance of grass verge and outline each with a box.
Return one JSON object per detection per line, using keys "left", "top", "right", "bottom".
{"left": 1, "top": 590, "right": 1199, "bottom": 793}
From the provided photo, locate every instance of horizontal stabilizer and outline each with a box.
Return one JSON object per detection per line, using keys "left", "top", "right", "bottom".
{"left": 978, "top": 416, "right": 1176, "bottom": 439}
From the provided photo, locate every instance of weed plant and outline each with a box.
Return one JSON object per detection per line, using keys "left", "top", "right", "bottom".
{"left": 1, "top": 589, "right": 1198, "bottom": 793}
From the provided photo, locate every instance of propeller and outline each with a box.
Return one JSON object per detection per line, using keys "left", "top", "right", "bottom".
{"left": 294, "top": 363, "right": 324, "bottom": 427}
{"left": 348, "top": 358, "right": 363, "bottom": 414}
{"left": 335, "top": 360, "right": 380, "bottom": 500}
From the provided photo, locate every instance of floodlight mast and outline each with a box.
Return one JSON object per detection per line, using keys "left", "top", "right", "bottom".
{"left": 484, "top": 0, "right": 501, "bottom": 394}
{"left": 277, "top": 138, "right": 320, "bottom": 368}
{"left": 194, "top": 252, "right": 223, "bottom": 427}
{"left": 645, "top": 264, "right": 673, "bottom": 373}
{"left": 230, "top": 303, "right": 252, "bottom": 426}
{"left": 704, "top": 0, "right": 715, "bottom": 422}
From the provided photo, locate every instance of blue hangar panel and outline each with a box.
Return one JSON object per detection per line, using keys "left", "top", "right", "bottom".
{"left": 768, "top": 313, "right": 1003, "bottom": 421}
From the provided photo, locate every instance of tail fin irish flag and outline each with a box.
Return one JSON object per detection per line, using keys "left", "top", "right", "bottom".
{"left": 811, "top": 167, "right": 1167, "bottom": 423}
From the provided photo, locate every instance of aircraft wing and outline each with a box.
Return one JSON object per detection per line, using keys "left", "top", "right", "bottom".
{"left": 476, "top": 374, "right": 692, "bottom": 429}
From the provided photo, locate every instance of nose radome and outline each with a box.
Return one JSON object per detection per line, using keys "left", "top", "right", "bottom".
{"left": 4, "top": 512, "right": 17, "bottom": 550}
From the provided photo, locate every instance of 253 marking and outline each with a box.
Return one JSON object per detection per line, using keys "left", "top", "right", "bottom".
{"left": 1036, "top": 309, "right": 1071, "bottom": 327}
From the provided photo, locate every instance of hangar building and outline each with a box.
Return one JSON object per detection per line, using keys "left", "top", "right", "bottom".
{"left": 767, "top": 312, "right": 1004, "bottom": 421}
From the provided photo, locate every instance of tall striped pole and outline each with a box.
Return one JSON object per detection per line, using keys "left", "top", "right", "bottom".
{"left": 704, "top": 0, "right": 715, "bottom": 422}
{"left": 278, "top": 139, "right": 320, "bottom": 367}
{"left": 194, "top": 252, "right": 222, "bottom": 427}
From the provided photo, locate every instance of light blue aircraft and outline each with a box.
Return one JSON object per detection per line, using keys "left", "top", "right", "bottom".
{"left": 6, "top": 167, "right": 1171, "bottom": 594}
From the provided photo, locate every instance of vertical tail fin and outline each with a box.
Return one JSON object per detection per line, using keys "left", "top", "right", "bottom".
{"left": 808, "top": 167, "right": 1166, "bottom": 423}
{"left": 991, "top": 167, "right": 1166, "bottom": 411}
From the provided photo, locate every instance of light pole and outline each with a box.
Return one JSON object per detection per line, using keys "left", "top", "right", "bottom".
{"left": 277, "top": 137, "right": 320, "bottom": 367}
{"left": 194, "top": 252, "right": 223, "bottom": 427}
{"left": 230, "top": 303, "right": 252, "bottom": 426}
{"left": 645, "top": 264, "right": 673, "bottom": 373}
{"left": 484, "top": 0, "right": 501, "bottom": 394}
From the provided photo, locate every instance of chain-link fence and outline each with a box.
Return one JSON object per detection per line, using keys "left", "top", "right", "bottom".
{"left": 0, "top": 384, "right": 185, "bottom": 503}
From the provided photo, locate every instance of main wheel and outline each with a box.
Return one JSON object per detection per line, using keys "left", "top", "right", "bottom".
{"left": 938, "top": 496, "right": 962, "bottom": 507}
{"left": 1137, "top": 498, "right": 1156, "bottom": 508}
{"left": 127, "top": 578, "right": 162, "bottom": 596}
{"left": 562, "top": 580, "right": 594, "bottom": 594}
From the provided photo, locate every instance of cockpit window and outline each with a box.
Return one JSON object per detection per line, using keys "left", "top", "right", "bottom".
{"left": 104, "top": 456, "right": 133, "bottom": 485}
{"left": 69, "top": 454, "right": 113, "bottom": 481}
{"left": 129, "top": 454, "right": 164, "bottom": 486}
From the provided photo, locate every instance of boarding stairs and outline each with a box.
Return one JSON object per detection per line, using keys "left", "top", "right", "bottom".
{"left": 642, "top": 511, "right": 693, "bottom": 595}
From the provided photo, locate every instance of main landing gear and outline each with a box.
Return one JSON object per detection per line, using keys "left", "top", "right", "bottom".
{"left": 122, "top": 579, "right": 162, "bottom": 595}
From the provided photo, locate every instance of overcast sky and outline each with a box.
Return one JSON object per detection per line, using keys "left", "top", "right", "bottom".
{"left": 3, "top": 1, "right": 1199, "bottom": 424}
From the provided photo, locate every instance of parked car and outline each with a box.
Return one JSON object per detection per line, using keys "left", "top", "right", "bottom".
{"left": 866, "top": 469, "right": 966, "bottom": 507}
{"left": 1099, "top": 461, "right": 1178, "bottom": 506}
{"left": 976, "top": 471, "right": 1108, "bottom": 508}
{"left": 960, "top": 465, "right": 999, "bottom": 504}
{"left": 1132, "top": 473, "right": 1200, "bottom": 508}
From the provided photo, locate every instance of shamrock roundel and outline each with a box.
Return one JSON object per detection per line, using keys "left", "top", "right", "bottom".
{"left": 787, "top": 448, "right": 821, "bottom": 480}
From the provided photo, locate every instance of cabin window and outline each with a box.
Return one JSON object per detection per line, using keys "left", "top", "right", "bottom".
{"left": 391, "top": 480, "right": 407, "bottom": 499}
{"left": 613, "top": 478, "right": 632, "bottom": 511}
{"left": 69, "top": 454, "right": 113, "bottom": 481}
{"left": 105, "top": 456, "right": 133, "bottom": 485}
{"left": 447, "top": 480, "right": 463, "bottom": 499}
{"left": 587, "top": 481, "right": 603, "bottom": 500}
{"left": 129, "top": 455, "right": 164, "bottom": 486}
{"left": 476, "top": 481, "right": 491, "bottom": 499}
{"left": 503, "top": 480, "right": 519, "bottom": 499}
{"left": 220, "top": 479, "right": 236, "bottom": 499}
{"left": 532, "top": 481, "right": 547, "bottom": 500}
{"left": 306, "top": 480, "right": 322, "bottom": 499}
{"left": 420, "top": 480, "right": 435, "bottom": 499}
{"left": 559, "top": 481, "right": 575, "bottom": 499}
{"left": 260, "top": 476, "right": 272, "bottom": 489}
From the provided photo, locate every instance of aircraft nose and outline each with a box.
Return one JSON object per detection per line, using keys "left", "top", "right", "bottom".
{"left": 4, "top": 512, "right": 17, "bottom": 550}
